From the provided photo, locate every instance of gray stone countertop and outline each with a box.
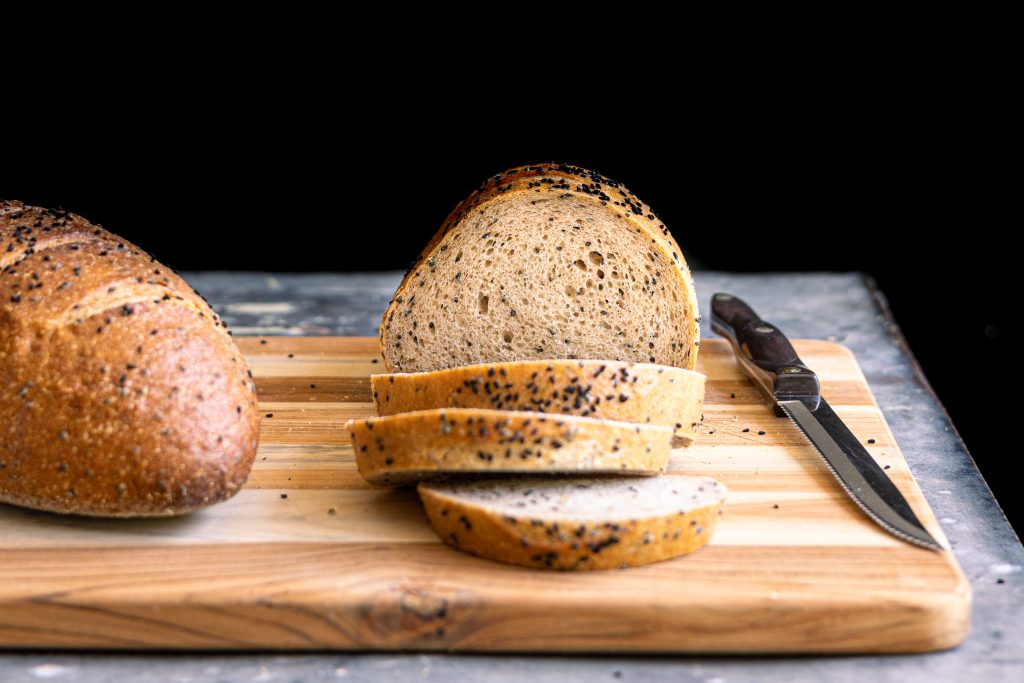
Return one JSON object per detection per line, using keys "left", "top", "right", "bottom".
{"left": 1, "top": 272, "right": 1020, "bottom": 683}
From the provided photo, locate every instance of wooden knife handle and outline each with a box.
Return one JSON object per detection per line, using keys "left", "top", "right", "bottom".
{"left": 710, "top": 293, "right": 820, "bottom": 414}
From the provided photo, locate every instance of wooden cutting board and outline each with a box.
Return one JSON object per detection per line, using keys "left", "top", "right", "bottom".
{"left": 0, "top": 337, "right": 970, "bottom": 653}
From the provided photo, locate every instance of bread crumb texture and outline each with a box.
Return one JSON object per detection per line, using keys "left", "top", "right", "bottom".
{"left": 0, "top": 200, "right": 259, "bottom": 516}
{"left": 419, "top": 476, "right": 726, "bottom": 570}
{"left": 381, "top": 164, "right": 700, "bottom": 373}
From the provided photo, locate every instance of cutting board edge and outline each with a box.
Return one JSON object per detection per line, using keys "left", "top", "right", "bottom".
{"left": 0, "top": 542, "right": 972, "bottom": 654}
{"left": 0, "top": 586, "right": 971, "bottom": 654}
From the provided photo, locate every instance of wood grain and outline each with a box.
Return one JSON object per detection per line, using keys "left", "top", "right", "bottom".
{"left": 0, "top": 338, "right": 970, "bottom": 653}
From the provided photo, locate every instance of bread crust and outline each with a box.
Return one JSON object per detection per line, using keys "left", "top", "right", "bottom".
{"left": 418, "top": 476, "right": 725, "bottom": 570}
{"left": 0, "top": 200, "right": 259, "bottom": 516}
{"left": 371, "top": 359, "right": 704, "bottom": 444}
{"left": 380, "top": 164, "right": 700, "bottom": 372}
{"left": 346, "top": 408, "right": 672, "bottom": 487}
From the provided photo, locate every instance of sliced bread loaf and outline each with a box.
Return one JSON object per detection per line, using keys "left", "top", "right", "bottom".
{"left": 418, "top": 476, "right": 726, "bottom": 570}
{"left": 346, "top": 408, "right": 672, "bottom": 487}
{"left": 380, "top": 164, "right": 700, "bottom": 373}
{"left": 371, "top": 359, "right": 704, "bottom": 445}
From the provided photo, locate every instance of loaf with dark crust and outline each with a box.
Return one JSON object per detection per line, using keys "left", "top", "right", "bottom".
{"left": 371, "top": 359, "right": 704, "bottom": 445}
{"left": 0, "top": 200, "right": 259, "bottom": 517}
{"left": 418, "top": 476, "right": 726, "bottom": 570}
{"left": 380, "top": 164, "right": 700, "bottom": 373}
{"left": 346, "top": 408, "right": 672, "bottom": 487}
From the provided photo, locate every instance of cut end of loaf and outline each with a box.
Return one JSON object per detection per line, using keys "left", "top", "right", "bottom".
{"left": 419, "top": 475, "right": 726, "bottom": 570}
{"left": 380, "top": 164, "right": 700, "bottom": 374}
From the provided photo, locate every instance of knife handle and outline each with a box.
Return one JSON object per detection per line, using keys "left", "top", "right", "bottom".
{"left": 710, "top": 293, "right": 820, "bottom": 414}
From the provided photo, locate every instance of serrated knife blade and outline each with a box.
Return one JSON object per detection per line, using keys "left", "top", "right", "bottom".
{"left": 711, "top": 292, "right": 941, "bottom": 551}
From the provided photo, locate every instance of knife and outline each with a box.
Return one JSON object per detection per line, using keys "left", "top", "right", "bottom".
{"left": 710, "top": 292, "right": 941, "bottom": 551}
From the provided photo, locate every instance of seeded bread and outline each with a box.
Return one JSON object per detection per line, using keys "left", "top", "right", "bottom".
{"left": 380, "top": 164, "right": 700, "bottom": 373}
{"left": 371, "top": 359, "right": 704, "bottom": 445}
{"left": 346, "top": 408, "right": 672, "bottom": 487}
{"left": 418, "top": 476, "right": 726, "bottom": 570}
{"left": 0, "top": 200, "right": 259, "bottom": 517}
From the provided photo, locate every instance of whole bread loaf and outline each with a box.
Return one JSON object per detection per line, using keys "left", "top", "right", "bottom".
{"left": 380, "top": 164, "right": 700, "bottom": 373}
{"left": 0, "top": 200, "right": 259, "bottom": 516}
{"left": 371, "top": 359, "right": 704, "bottom": 444}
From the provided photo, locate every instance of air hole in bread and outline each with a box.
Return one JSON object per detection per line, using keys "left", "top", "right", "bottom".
{"left": 589, "top": 251, "right": 604, "bottom": 266}
{"left": 478, "top": 293, "right": 489, "bottom": 315}
{"left": 502, "top": 331, "right": 513, "bottom": 344}
{"left": 575, "top": 259, "right": 587, "bottom": 272}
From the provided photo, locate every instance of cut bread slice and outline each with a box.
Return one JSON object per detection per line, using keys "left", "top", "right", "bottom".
{"left": 380, "top": 164, "right": 700, "bottom": 373}
{"left": 346, "top": 408, "right": 672, "bottom": 487}
{"left": 371, "top": 359, "right": 705, "bottom": 445}
{"left": 418, "top": 476, "right": 726, "bottom": 570}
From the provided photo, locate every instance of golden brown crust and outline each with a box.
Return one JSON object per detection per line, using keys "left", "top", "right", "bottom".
{"left": 346, "top": 408, "right": 672, "bottom": 487}
{"left": 371, "top": 359, "right": 704, "bottom": 444}
{"left": 380, "top": 164, "right": 701, "bottom": 372}
{"left": 0, "top": 200, "right": 259, "bottom": 516}
{"left": 418, "top": 477, "right": 725, "bottom": 570}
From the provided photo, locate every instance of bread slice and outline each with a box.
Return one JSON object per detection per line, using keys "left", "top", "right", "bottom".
{"left": 371, "top": 359, "right": 704, "bottom": 445}
{"left": 418, "top": 476, "right": 726, "bottom": 570}
{"left": 346, "top": 408, "right": 672, "bottom": 487}
{"left": 380, "top": 164, "right": 700, "bottom": 373}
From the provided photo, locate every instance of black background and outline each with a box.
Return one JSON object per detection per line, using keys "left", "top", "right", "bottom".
{"left": 2, "top": 80, "right": 1014, "bottom": 533}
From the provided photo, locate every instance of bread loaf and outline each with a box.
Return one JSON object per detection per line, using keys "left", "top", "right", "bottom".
{"left": 0, "top": 200, "right": 259, "bottom": 516}
{"left": 380, "top": 164, "right": 700, "bottom": 373}
{"left": 371, "top": 359, "right": 704, "bottom": 444}
{"left": 418, "top": 476, "right": 726, "bottom": 570}
{"left": 347, "top": 408, "right": 672, "bottom": 486}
